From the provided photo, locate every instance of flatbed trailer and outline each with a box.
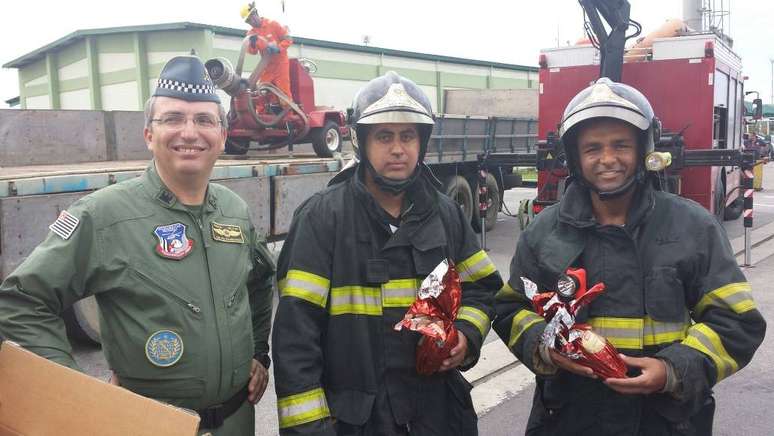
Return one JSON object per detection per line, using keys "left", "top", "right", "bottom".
{"left": 0, "top": 108, "right": 538, "bottom": 343}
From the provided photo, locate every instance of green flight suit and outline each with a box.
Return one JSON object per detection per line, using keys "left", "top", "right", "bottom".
{"left": 0, "top": 163, "right": 275, "bottom": 436}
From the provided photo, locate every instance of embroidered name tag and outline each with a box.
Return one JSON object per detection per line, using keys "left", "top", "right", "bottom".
{"left": 211, "top": 222, "right": 245, "bottom": 244}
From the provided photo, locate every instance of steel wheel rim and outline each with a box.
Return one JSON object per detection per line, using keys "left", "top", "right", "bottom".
{"left": 325, "top": 129, "right": 340, "bottom": 151}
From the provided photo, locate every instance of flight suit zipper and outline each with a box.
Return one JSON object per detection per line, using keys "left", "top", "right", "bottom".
{"left": 131, "top": 268, "right": 202, "bottom": 314}
{"left": 187, "top": 209, "right": 223, "bottom": 397}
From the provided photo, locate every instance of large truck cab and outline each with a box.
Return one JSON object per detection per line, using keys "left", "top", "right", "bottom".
{"left": 535, "top": 31, "right": 746, "bottom": 220}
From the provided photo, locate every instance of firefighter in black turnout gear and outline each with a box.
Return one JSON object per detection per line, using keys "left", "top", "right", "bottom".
{"left": 272, "top": 71, "right": 503, "bottom": 435}
{"left": 493, "top": 78, "right": 766, "bottom": 435}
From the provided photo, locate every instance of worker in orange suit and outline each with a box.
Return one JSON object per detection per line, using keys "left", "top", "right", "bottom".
{"left": 241, "top": 2, "right": 294, "bottom": 102}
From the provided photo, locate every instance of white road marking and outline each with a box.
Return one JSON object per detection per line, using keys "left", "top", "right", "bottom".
{"left": 472, "top": 364, "right": 535, "bottom": 417}
{"left": 465, "top": 338, "right": 535, "bottom": 416}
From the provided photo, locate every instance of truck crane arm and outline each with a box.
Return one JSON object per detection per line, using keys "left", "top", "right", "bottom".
{"left": 578, "top": 0, "right": 641, "bottom": 81}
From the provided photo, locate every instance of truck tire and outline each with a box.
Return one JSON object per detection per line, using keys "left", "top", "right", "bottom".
{"left": 63, "top": 297, "right": 101, "bottom": 345}
{"left": 472, "top": 173, "right": 501, "bottom": 232}
{"left": 724, "top": 196, "right": 743, "bottom": 221}
{"left": 714, "top": 177, "right": 725, "bottom": 223}
{"left": 225, "top": 137, "right": 250, "bottom": 155}
{"left": 445, "top": 176, "right": 474, "bottom": 224}
{"left": 312, "top": 121, "right": 342, "bottom": 158}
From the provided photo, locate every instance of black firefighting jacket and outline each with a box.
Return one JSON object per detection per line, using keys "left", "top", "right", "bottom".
{"left": 272, "top": 166, "right": 503, "bottom": 435}
{"left": 493, "top": 181, "right": 766, "bottom": 435}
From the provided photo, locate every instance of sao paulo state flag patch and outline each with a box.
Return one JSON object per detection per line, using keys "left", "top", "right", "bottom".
{"left": 49, "top": 210, "right": 80, "bottom": 240}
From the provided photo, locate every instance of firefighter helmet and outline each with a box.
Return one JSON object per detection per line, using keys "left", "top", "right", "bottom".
{"left": 559, "top": 77, "right": 661, "bottom": 198}
{"left": 348, "top": 71, "right": 435, "bottom": 194}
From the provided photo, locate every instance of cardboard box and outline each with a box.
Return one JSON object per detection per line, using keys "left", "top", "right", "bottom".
{"left": 0, "top": 342, "right": 200, "bottom": 436}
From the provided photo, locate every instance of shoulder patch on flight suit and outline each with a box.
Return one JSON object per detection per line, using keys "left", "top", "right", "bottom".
{"left": 154, "top": 223, "right": 194, "bottom": 260}
{"left": 145, "top": 330, "right": 184, "bottom": 367}
{"left": 211, "top": 222, "right": 245, "bottom": 244}
{"left": 49, "top": 210, "right": 80, "bottom": 240}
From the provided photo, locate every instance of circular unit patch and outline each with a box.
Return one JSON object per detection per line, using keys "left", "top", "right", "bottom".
{"left": 145, "top": 330, "right": 184, "bottom": 367}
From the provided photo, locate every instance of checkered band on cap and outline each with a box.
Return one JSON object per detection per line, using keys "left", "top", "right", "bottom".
{"left": 156, "top": 78, "right": 216, "bottom": 95}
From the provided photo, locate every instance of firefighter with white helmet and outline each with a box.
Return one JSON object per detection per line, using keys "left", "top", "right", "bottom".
{"left": 494, "top": 78, "right": 765, "bottom": 435}
{"left": 558, "top": 77, "right": 662, "bottom": 199}
{"left": 272, "top": 71, "right": 502, "bottom": 434}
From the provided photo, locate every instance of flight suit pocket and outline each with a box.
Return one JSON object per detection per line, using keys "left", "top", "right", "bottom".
{"left": 232, "top": 358, "right": 253, "bottom": 389}
{"left": 644, "top": 267, "right": 686, "bottom": 321}
{"left": 225, "top": 283, "right": 255, "bottom": 375}
{"left": 128, "top": 267, "right": 202, "bottom": 318}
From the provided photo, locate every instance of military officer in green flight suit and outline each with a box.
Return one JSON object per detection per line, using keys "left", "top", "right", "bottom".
{"left": 0, "top": 55, "right": 275, "bottom": 436}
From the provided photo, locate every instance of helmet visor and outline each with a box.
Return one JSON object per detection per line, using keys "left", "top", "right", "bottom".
{"left": 357, "top": 110, "right": 434, "bottom": 125}
{"left": 561, "top": 104, "right": 649, "bottom": 136}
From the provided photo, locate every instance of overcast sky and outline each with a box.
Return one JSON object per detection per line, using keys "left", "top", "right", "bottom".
{"left": 2, "top": 0, "right": 773, "bottom": 106}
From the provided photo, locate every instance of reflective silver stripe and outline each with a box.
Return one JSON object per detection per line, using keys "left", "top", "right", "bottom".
{"left": 277, "top": 387, "right": 330, "bottom": 429}
{"left": 383, "top": 279, "right": 418, "bottom": 307}
{"left": 589, "top": 317, "right": 643, "bottom": 350}
{"left": 329, "top": 286, "right": 382, "bottom": 315}
{"left": 458, "top": 251, "right": 496, "bottom": 282}
{"left": 508, "top": 309, "right": 543, "bottom": 347}
{"left": 279, "top": 270, "right": 330, "bottom": 308}
{"left": 643, "top": 316, "right": 689, "bottom": 346}
{"left": 683, "top": 323, "right": 738, "bottom": 381}
{"left": 457, "top": 306, "right": 491, "bottom": 337}
{"left": 695, "top": 282, "right": 756, "bottom": 316}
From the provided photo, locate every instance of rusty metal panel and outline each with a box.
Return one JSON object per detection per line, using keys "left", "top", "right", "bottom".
{"left": 214, "top": 177, "right": 271, "bottom": 238}
{"left": 111, "top": 111, "right": 150, "bottom": 161}
{"left": 0, "top": 192, "right": 87, "bottom": 279}
{"left": 273, "top": 173, "right": 334, "bottom": 236}
{"left": 0, "top": 110, "right": 108, "bottom": 166}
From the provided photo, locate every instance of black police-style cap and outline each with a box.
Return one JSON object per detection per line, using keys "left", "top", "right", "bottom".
{"left": 152, "top": 55, "right": 220, "bottom": 103}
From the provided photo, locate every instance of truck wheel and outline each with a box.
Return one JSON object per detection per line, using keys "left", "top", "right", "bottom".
{"left": 724, "top": 196, "right": 743, "bottom": 220}
{"left": 225, "top": 137, "right": 250, "bottom": 155}
{"left": 472, "top": 173, "right": 501, "bottom": 232}
{"left": 714, "top": 177, "right": 725, "bottom": 223}
{"left": 445, "top": 176, "right": 474, "bottom": 224}
{"left": 312, "top": 121, "right": 341, "bottom": 158}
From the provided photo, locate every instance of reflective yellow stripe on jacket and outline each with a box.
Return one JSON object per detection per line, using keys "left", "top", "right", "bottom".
{"left": 694, "top": 282, "right": 756, "bottom": 317}
{"left": 277, "top": 387, "right": 331, "bottom": 429}
{"left": 383, "top": 279, "right": 420, "bottom": 308}
{"left": 279, "top": 270, "right": 330, "bottom": 308}
{"left": 458, "top": 305, "right": 491, "bottom": 337}
{"left": 508, "top": 309, "right": 543, "bottom": 347}
{"left": 682, "top": 323, "right": 739, "bottom": 382}
{"left": 329, "top": 286, "right": 382, "bottom": 316}
{"left": 588, "top": 315, "right": 690, "bottom": 350}
{"left": 458, "top": 250, "right": 496, "bottom": 282}
{"left": 328, "top": 279, "right": 419, "bottom": 315}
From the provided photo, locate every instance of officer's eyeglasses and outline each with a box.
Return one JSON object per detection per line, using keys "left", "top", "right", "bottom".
{"left": 151, "top": 113, "right": 222, "bottom": 130}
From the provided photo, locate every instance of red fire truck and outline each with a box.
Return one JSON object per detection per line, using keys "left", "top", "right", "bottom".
{"left": 520, "top": 0, "right": 761, "bottom": 223}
